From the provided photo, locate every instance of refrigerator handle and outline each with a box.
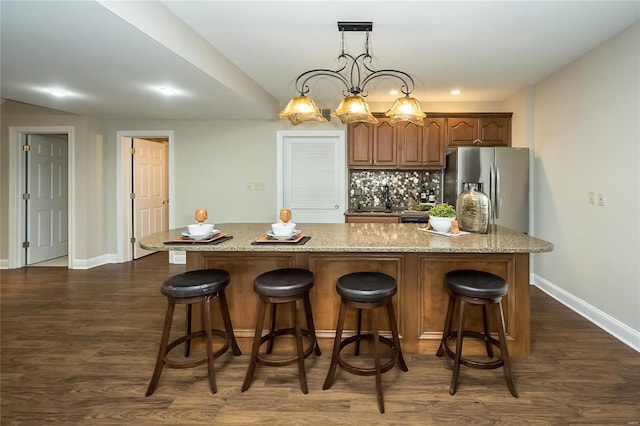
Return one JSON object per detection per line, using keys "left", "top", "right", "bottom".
{"left": 489, "top": 163, "right": 497, "bottom": 220}
{"left": 494, "top": 163, "right": 500, "bottom": 219}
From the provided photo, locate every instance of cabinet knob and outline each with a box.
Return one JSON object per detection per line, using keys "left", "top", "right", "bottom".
{"left": 334, "top": 204, "right": 339, "bottom": 209}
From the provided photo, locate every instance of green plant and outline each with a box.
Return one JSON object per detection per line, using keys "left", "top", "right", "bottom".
{"left": 429, "top": 203, "right": 456, "bottom": 218}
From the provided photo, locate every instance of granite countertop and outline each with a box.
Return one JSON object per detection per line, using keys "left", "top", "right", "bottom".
{"left": 139, "top": 223, "right": 553, "bottom": 254}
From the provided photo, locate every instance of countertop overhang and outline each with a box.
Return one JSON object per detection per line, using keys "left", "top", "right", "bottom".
{"left": 140, "top": 223, "right": 553, "bottom": 254}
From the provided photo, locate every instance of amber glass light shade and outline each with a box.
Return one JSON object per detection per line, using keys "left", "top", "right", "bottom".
{"left": 330, "top": 95, "right": 379, "bottom": 124}
{"left": 385, "top": 96, "right": 426, "bottom": 126}
{"left": 278, "top": 95, "right": 328, "bottom": 125}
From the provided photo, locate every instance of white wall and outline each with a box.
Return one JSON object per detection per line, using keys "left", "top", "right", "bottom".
{"left": 106, "top": 119, "right": 346, "bottom": 229}
{"left": 0, "top": 101, "right": 110, "bottom": 267}
{"left": 532, "top": 23, "right": 640, "bottom": 346}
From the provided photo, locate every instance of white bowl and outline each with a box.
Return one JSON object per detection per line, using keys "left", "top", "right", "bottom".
{"left": 188, "top": 223, "right": 214, "bottom": 236}
{"left": 429, "top": 216, "right": 455, "bottom": 233}
{"left": 271, "top": 222, "right": 296, "bottom": 237}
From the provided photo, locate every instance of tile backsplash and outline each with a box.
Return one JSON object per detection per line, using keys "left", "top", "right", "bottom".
{"left": 349, "top": 169, "right": 443, "bottom": 209}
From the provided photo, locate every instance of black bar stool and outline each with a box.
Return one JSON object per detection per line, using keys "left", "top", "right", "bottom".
{"left": 323, "top": 272, "right": 408, "bottom": 414}
{"left": 146, "top": 269, "right": 241, "bottom": 396}
{"left": 241, "top": 268, "right": 321, "bottom": 394}
{"left": 436, "top": 269, "right": 518, "bottom": 397}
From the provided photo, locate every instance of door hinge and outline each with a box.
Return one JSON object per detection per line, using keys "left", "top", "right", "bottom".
{"left": 130, "top": 148, "right": 135, "bottom": 154}
{"left": 22, "top": 193, "right": 31, "bottom": 200}
{"left": 130, "top": 193, "right": 136, "bottom": 199}
{"left": 23, "top": 144, "right": 31, "bottom": 152}
{"left": 130, "top": 237, "right": 136, "bottom": 244}
{"left": 22, "top": 241, "right": 30, "bottom": 248}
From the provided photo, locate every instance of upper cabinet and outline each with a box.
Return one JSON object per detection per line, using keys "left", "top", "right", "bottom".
{"left": 447, "top": 113, "right": 512, "bottom": 147}
{"left": 397, "top": 118, "right": 445, "bottom": 169}
{"left": 348, "top": 118, "right": 396, "bottom": 167}
{"left": 347, "top": 113, "right": 511, "bottom": 169}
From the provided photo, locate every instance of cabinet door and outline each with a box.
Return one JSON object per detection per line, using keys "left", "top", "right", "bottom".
{"left": 479, "top": 115, "right": 511, "bottom": 146}
{"left": 373, "top": 118, "right": 396, "bottom": 167}
{"left": 348, "top": 122, "right": 374, "bottom": 166}
{"left": 422, "top": 117, "right": 445, "bottom": 168}
{"left": 447, "top": 117, "right": 479, "bottom": 146}
{"left": 397, "top": 121, "right": 423, "bottom": 168}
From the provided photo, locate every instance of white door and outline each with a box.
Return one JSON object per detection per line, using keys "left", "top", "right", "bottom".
{"left": 133, "top": 138, "right": 169, "bottom": 259}
{"left": 278, "top": 131, "right": 345, "bottom": 223}
{"left": 27, "top": 134, "right": 68, "bottom": 264}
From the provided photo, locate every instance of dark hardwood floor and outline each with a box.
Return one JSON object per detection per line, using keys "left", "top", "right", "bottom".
{"left": 1, "top": 252, "right": 638, "bottom": 425}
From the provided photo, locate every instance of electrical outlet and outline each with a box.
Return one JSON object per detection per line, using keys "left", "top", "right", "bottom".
{"left": 588, "top": 192, "right": 595, "bottom": 204}
{"left": 246, "top": 183, "right": 252, "bottom": 191}
{"left": 598, "top": 193, "right": 605, "bottom": 206}
{"left": 254, "top": 182, "right": 264, "bottom": 191}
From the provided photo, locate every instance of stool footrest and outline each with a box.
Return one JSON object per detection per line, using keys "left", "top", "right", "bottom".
{"left": 255, "top": 328, "right": 316, "bottom": 367}
{"left": 164, "top": 329, "right": 233, "bottom": 369}
{"left": 439, "top": 330, "right": 505, "bottom": 369}
{"left": 337, "top": 334, "right": 398, "bottom": 376}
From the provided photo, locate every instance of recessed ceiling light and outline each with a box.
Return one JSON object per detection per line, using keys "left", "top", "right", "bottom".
{"left": 156, "top": 86, "right": 178, "bottom": 96}
{"left": 48, "top": 89, "right": 69, "bottom": 97}
{"left": 451, "top": 89, "right": 462, "bottom": 96}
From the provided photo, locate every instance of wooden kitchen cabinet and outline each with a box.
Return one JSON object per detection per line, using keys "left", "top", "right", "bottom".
{"left": 397, "top": 117, "right": 445, "bottom": 168}
{"left": 447, "top": 114, "right": 511, "bottom": 147}
{"left": 348, "top": 117, "right": 396, "bottom": 167}
{"left": 348, "top": 113, "right": 511, "bottom": 168}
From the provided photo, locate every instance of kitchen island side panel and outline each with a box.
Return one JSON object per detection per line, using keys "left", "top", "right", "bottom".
{"left": 186, "top": 250, "right": 531, "bottom": 356}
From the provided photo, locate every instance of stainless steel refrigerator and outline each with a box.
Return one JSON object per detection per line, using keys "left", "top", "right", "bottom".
{"left": 443, "top": 147, "right": 529, "bottom": 233}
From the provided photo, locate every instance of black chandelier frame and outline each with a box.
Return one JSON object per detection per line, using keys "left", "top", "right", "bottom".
{"left": 293, "top": 21, "right": 417, "bottom": 99}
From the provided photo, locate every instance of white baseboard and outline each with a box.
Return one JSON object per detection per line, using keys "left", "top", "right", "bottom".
{"left": 532, "top": 274, "right": 640, "bottom": 353}
{"left": 69, "top": 253, "right": 119, "bottom": 269}
{"left": 0, "top": 258, "right": 8, "bottom": 269}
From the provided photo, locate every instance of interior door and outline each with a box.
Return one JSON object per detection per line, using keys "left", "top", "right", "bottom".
{"left": 133, "top": 138, "right": 169, "bottom": 259}
{"left": 280, "top": 131, "right": 345, "bottom": 223}
{"left": 27, "top": 134, "right": 68, "bottom": 264}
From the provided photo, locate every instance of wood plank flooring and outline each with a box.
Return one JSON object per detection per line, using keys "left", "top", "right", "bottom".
{"left": 1, "top": 252, "right": 638, "bottom": 425}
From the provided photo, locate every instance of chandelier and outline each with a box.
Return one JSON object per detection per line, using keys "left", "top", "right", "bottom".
{"left": 278, "top": 21, "right": 426, "bottom": 126}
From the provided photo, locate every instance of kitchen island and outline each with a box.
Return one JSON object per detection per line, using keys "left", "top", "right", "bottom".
{"left": 140, "top": 223, "right": 552, "bottom": 356}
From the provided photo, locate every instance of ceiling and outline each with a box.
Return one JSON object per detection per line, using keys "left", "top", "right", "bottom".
{"left": 1, "top": 1, "right": 638, "bottom": 121}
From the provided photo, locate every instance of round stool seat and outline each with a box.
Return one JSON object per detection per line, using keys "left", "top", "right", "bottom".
{"left": 445, "top": 270, "right": 507, "bottom": 299}
{"left": 336, "top": 272, "right": 397, "bottom": 302}
{"left": 161, "top": 269, "right": 230, "bottom": 299}
{"left": 254, "top": 268, "right": 314, "bottom": 298}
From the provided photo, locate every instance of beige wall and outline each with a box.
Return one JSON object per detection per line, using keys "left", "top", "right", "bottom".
{"left": 532, "top": 23, "right": 640, "bottom": 334}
